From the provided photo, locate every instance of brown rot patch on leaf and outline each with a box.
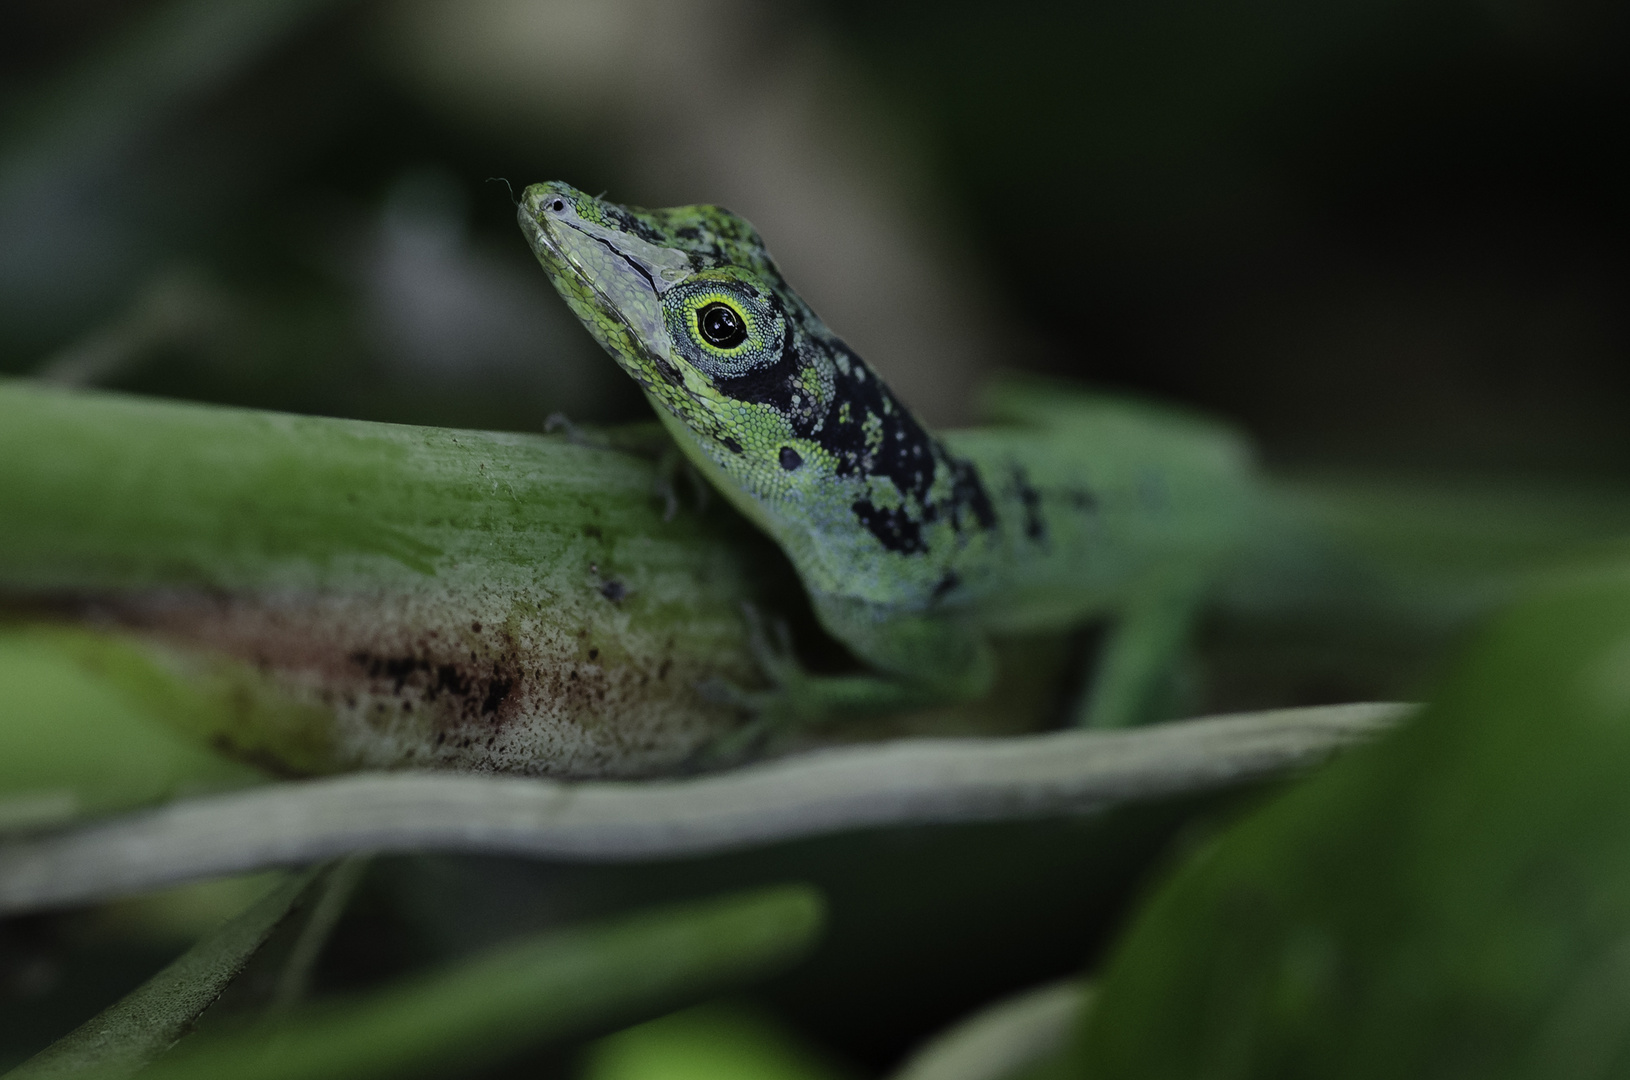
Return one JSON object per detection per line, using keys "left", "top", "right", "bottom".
{"left": 60, "top": 584, "right": 755, "bottom": 779}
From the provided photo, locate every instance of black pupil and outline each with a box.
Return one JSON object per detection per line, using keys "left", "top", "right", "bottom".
{"left": 550, "top": 199, "right": 564, "bottom": 211}
{"left": 698, "top": 303, "right": 747, "bottom": 348}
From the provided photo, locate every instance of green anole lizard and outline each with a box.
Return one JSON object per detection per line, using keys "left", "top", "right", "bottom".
{"left": 518, "top": 182, "right": 1256, "bottom": 731}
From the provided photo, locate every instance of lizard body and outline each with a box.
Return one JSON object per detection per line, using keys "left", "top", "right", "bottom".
{"left": 518, "top": 182, "right": 1256, "bottom": 728}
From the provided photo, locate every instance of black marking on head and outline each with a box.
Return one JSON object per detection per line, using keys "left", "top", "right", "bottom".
{"left": 931, "top": 571, "right": 960, "bottom": 601}
{"left": 1011, "top": 464, "right": 1046, "bottom": 543}
{"left": 710, "top": 313, "right": 799, "bottom": 403}
{"left": 778, "top": 446, "right": 803, "bottom": 471}
{"left": 851, "top": 498, "right": 927, "bottom": 554}
{"left": 816, "top": 344, "right": 928, "bottom": 487}
{"left": 602, "top": 205, "right": 672, "bottom": 247}
{"left": 720, "top": 435, "right": 744, "bottom": 454}
{"left": 799, "top": 339, "right": 997, "bottom": 552}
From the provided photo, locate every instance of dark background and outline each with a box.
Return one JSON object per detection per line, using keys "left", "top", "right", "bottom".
{"left": 4, "top": 0, "right": 1626, "bottom": 475}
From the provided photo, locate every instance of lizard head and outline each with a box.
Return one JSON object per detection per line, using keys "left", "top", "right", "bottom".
{"left": 518, "top": 183, "right": 843, "bottom": 517}
{"left": 517, "top": 181, "right": 823, "bottom": 457}
{"left": 520, "top": 180, "right": 798, "bottom": 402}
{"left": 519, "top": 181, "right": 991, "bottom": 585}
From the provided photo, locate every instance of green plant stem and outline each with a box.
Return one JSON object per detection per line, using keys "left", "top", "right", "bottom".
{"left": 0, "top": 703, "right": 1405, "bottom": 914}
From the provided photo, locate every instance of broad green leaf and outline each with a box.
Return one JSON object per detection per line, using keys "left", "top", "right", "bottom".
{"left": 0, "top": 379, "right": 764, "bottom": 776}
{"left": 134, "top": 885, "right": 824, "bottom": 1080}
{"left": 3, "top": 868, "right": 321, "bottom": 1080}
{"left": 1073, "top": 566, "right": 1630, "bottom": 1078}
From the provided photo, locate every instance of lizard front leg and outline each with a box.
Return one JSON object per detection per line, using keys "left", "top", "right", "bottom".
{"left": 701, "top": 597, "right": 996, "bottom": 753}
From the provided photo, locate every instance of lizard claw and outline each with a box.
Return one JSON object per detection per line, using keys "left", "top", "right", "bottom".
{"left": 544, "top": 411, "right": 580, "bottom": 439}
{"left": 657, "top": 481, "right": 681, "bottom": 522}
{"left": 653, "top": 447, "right": 683, "bottom": 521}
{"left": 695, "top": 676, "right": 763, "bottom": 712}
{"left": 692, "top": 603, "right": 817, "bottom": 761}
{"left": 653, "top": 447, "right": 711, "bottom": 521}
{"left": 685, "top": 463, "right": 712, "bottom": 513}
{"left": 544, "top": 412, "right": 616, "bottom": 451}
{"left": 549, "top": 417, "right": 705, "bottom": 522}
{"left": 739, "top": 602, "right": 804, "bottom": 689}
{"left": 692, "top": 678, "right": 784, "bottom": 763}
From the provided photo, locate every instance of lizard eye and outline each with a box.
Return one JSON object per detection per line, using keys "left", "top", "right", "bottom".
{"left": 697, "top": 302, "right": 748, "bottom": 349}
{"left": 665, "top": 280, "right": 780, "bottom": 376}
{"left": 546, "top": 197, "right": 567, "bottom": 213}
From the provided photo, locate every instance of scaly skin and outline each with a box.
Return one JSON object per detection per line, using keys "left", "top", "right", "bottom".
{"left": 518, "top": 182, "right": 1258, "bottom": 728}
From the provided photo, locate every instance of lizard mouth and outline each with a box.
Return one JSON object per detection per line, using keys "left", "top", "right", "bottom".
{"left": 524, "top": 187, "right": 693, "bottom": 290}
{"left": 518, "top": 186, "right": 691, "bottom": 391}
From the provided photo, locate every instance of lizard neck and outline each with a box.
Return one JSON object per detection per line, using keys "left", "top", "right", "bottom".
{"left": 674, "top": 329, "right": 1002, "bottom": 610}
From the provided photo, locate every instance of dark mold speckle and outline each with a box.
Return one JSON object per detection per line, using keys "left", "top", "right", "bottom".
{"left": 481, "top": 676, "right": 513, "bottom": 715}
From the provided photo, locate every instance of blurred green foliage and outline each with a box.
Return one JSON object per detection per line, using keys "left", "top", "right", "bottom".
{"left": 132, "top": 885, "right": 824, "bottom": 1080}
{"left": 0, "top": 626, "right": 262, "bottom": 831}
{"left": 1072, "top": 568, "right": 1630, "bottom": 1077}
{"left": 579, "top": 1004, "right": 846, "bottom": 1080}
